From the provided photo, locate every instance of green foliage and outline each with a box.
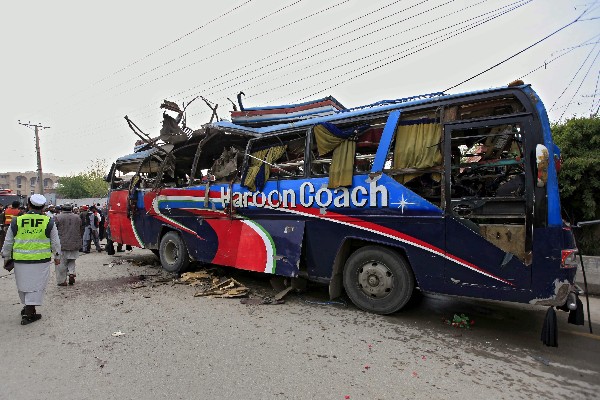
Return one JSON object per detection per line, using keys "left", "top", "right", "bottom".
{"left": 552, "top": 116, "right": 600, "bottom": 222}
{"left": 56, "top": 159, "right": 109, "bottom": 198}
{"left": 553, "top": 116, "right": 600, "bottom": 255}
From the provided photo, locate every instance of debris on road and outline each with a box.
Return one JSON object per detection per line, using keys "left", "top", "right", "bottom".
{"left": 129, "top": 282, "right": 146, "bottom": 289}
{"left": 532, "top": 355, "right": 551, "bottom": 366}
{"left": 274, "top": 286, "right": 294, "bottom": 301}
{"left": 240, "top": 297, "right": 285, "bottom": 305}
{"left": 444, "top": 313, "right": 475, "bottom": 329}
{"left": 194, "top": 278, "right": 249, "bottom": 298}
{"left": 303, "top": 298, "right": 347, "bottom": 307}
{"left": 179, "top": 271, "right": 213, "bottom": 286}
{"left": 111, "top": 331, "right": 125, "bottom": 337}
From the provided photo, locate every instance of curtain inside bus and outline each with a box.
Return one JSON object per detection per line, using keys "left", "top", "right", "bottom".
{"left": 314, "top": 123, "right": 358, "bottom": 188}
{"left": 243, "top": 145, "right": 287, "bottom": 191}
{"left": 393, "top": 121, "right": 442, "bottom": 184}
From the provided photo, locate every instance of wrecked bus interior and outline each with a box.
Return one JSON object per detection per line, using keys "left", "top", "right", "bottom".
{"left": 105, "top": 84, "right": 581, "bottom": 334}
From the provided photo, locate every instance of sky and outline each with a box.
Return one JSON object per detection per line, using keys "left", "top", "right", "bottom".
{"left": 1, "top": 0, "right": 599, "bottom": 177}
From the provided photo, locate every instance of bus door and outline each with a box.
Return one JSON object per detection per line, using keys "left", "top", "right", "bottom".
{"left": 443, "top": 116, "right": 535, "bottom": 292}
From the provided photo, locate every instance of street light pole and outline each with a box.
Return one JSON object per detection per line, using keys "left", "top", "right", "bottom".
{"left": 18, "top": 121, "right": 50, "bottom": 195}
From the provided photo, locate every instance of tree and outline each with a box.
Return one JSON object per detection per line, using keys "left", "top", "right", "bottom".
{"left": 56, "top": 159, "right": 109, "bottom": 198}
{"left": 552, "top": 116, "right": 600, "bottom": 255}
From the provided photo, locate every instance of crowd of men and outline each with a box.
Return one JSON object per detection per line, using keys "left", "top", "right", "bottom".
{"left": 0, "top": 195, "right": 108, "bottom": 325}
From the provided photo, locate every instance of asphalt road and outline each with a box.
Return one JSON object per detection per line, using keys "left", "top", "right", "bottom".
{"left": 1, "top": 249, "right": 599, "bottom": 400}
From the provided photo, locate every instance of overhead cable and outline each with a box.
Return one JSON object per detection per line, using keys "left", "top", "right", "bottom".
{"left": 286, "top": 0, "right": 529, "bottom": 102}
{"left": 117, "top": 0, "right": 351, "bottom": 94}
{"left": 94, "top": 0, "right": 254, "bottom": 85}
{"left": 254, "top": 0, "right": 530, "bottom": 102}
{"left": 518, "top": 34, "right": 600, "bottom": 79}
{"left": 550, "top": 41, "right": 600, "bottom": 111}
{"left": 444, "top": 4, "right": 594, "bottom": 92}
{"left": 559, "top": 49, "right": 600, "bottom": 120}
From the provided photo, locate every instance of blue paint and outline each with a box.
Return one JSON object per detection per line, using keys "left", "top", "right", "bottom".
{"left": 372, "top": 110, "right": 401, "bottom": 172}
{"left": 523, "top": 86, "right": 562, "bottom": 226}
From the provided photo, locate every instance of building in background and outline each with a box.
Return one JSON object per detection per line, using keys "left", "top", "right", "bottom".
{"left": 0, "top": 171, "right": 58, "bottom": 197}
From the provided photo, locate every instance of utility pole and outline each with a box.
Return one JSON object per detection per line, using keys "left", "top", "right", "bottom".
{"left": 18, "top": 121, "right": 50, "bottom": 195}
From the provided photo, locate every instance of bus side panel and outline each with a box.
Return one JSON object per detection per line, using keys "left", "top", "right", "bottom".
{"left": 443, "top": 216, "right": 532, "bottom": 302}
{"left": 141, "top": 189, "right": 221, "bottom": 260}
{"left": 530, "top": 227, "right": 577, "bottom": 299}
{"left": 240, "top": 218, "right": 305, "bottom": 276}
{"left": 303, "top": 216, "right": 447, "bottom": 292}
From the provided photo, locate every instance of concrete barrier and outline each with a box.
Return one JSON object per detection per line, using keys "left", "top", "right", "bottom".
{"left": 575, "top": 256, "right": 600, "bottom": 296}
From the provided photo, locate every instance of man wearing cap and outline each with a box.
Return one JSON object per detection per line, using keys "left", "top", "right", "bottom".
{"left": 54, "top": 203, "right": 82, "bottom": 285}
{"left": 1, "top": 194, "right": 61, "bottom": 325}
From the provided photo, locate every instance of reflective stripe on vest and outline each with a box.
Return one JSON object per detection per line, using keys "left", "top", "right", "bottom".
{"left": 4, "top": 208, "right": 20, "bottom": 225}
{"left": 13, "top": 214, "right": 51, "bottom": 262}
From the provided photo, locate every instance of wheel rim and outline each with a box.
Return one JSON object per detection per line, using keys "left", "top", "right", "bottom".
{"left": 357, "top": 261, "right": 394, "bottom": 299}
{"left": 164, "top": 240, "right": 179, "bottom": 265}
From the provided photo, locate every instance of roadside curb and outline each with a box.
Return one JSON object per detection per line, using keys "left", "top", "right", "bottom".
{"left": 576, "top": 256, "right": 600, "bottom": 296}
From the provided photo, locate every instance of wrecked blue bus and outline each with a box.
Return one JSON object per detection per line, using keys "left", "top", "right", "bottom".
{"left": 106, "top": 83, "right": 580, "bottom": 318}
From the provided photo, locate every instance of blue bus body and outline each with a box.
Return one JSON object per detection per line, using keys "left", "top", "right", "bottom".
{"left": 107, "top": 84, "right": 579, "bottom": 314}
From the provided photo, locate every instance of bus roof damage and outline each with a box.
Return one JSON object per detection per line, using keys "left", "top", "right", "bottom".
{"left": 105, "top": 83, "right": 581, "bottom": 346}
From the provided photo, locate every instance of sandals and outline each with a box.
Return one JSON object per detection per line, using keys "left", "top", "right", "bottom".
{"left": 68, "top": 274, "right": 76, "bottom": 285}
{"left": 21, "top": 313, "right": 42, "bottom": 325}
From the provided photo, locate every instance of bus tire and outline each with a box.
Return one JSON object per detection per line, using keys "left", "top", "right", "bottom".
{"left": 343, "top": 246, "right": 414, "bottom": 315}
{"left": 159, "top": 232, "right": 190, "bottom": 273}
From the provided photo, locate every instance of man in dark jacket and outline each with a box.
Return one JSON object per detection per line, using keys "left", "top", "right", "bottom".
{"left": 55, "top": 203, "right": 83, "bottom": 285}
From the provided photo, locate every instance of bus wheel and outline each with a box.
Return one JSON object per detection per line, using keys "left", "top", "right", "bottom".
{"left": 343, "top": 246, "right": 414, "bottom": 315}
{"left": 159, "top": 232, "right": 190, "bottom": 273}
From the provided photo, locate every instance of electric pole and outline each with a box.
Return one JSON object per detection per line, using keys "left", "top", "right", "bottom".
{"left": 18, "top": 121, "right": 50, "bottom": 195}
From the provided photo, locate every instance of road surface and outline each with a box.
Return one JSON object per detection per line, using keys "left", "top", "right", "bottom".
{"left": 1, "top": 249, "right": 599, "bottom": 400}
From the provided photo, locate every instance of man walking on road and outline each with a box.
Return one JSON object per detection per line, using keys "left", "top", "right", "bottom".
{"left": 82, "top": 206, "right": 101, "bottom": 253}
{"left": 54, "top": 203, "right": 82, "bottom": 286}
{"left": 1, "top": 194, "right": 61, "bottom": 325}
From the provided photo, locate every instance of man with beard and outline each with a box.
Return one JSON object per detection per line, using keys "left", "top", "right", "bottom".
{"left": 1, "top": 194, "right": 61, "bottom": 325}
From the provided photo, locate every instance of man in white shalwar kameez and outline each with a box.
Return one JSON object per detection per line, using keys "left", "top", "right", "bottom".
{"left": 1, "top": 194, "right": 61, "bottom": 325}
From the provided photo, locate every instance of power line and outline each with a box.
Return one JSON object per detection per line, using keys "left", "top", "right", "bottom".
{"left": 117, "top": 0, "right": 435, "bottom": 119}
{"left": 60, "top": 0, "right": 524, "bottom": 137}
{"left": 190, "top": 0, "right": 466, "bottom": 102}
{"left": 108, "top": 0, "right": 307, "bottom": 92}
{"left": 36, "top": 0, "right": 307, "bottom": 121}
{"left": 550, "top": 41, "right": 600, "bottom": 111}
{"left": 443, "top": 5, "right": 591, "bottom": 92}
{"left": 117, "top": 0, "right": 350, "bottom": 94}
{"left": 244, "top": 0, "right": 523, "bottom": 100}
{"left": 54, "top": 0, "right": 432, "bottom": 135}
{"left": 166, "top": 0, "right": 415, "bottom": 102}
{"left": 93, "top": 0, "right": 254, "bottom": 85}
{"left": 30, "top": 1, "right": 255, "bottom": 117}
{"left": 257, "top": 0, "right": 530, "bottom": 103}
{"left": 518, "top": 34, "right": 600, "bottom": 79}
{"left": 559, "top": 49, "right": 600, "bottom": 120}
{"left": 589, "top": 69, "right": 600, "bottom": 113}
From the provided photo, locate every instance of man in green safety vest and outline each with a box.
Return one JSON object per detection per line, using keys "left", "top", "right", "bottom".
{"left": 1, "top": 194, "right": 61, "bottom": 325}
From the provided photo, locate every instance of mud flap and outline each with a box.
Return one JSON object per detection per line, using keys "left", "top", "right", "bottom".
{"left": 541, "top": 307, "right": 558, "bottom": 347}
